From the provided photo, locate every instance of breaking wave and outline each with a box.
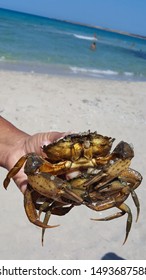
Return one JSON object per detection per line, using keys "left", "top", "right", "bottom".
{"left": 69, "top": 66, "right": 135, "bottom": 80}
{"left": 73, "top": 34, "right": 98, "bottom": 41}
{"left": 70, "top": 66, "right": 118, "bottom": 77}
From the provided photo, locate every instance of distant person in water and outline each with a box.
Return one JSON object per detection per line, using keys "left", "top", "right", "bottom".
{"left": 90, "top": 33, "right": 97, "bottom": 50}
{"left": 90, "top": 41, "right": 96, "bottom": 50}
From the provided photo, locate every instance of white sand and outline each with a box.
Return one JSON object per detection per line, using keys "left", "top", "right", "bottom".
{"left": 0, "top": 70, "right": 146, "bottom": 260}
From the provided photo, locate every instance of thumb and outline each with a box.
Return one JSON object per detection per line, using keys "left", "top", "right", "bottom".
{"left": 25, "top": 131, "right": 71, "bottom": 156}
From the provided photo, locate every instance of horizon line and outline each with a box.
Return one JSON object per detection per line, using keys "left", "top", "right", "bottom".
{"left": 1, "top": 7, "right": 146, "bottom": 40}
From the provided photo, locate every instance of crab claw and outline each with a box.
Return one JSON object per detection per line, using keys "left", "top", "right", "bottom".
{"left": 24, "top": 188, "right": 60, "bottom": 229}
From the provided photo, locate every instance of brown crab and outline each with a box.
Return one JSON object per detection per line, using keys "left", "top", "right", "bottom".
{"left": 3, "top": 132, "right": 142, "bottom": 244}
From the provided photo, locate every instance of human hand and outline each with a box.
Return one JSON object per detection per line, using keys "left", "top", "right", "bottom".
{"left": 6, "top": 131, "right": 68, "bottom": 193}
{"left": 0, "top": 116, "right": 68, "bottom": 194}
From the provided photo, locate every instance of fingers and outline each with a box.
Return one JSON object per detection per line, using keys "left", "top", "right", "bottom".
{"left": 25, "top": 131, "right": 71, "bottom": 156}
{"left": 40, "top": 131, "right": 71, "bottom": 146}
{"left": 12, "top": 131, "right": 72, "bottom": 192}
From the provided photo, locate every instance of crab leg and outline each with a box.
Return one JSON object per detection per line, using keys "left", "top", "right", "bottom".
{"left": 118, "top": 168, "right": 142, "bottom": 191}
{"left": 27, "top": 172, "right": 83, "bottom": 205}
{"left": 91, "top": 168, "right": 141, "bottom": 221}
{"left": 130, "top": 189, "right": 140, "bottom": 222}
{"left": 38, "top": 200, "right": 74, "bottom": 218}
{"left": 99, "top": 203, "right": 132, "bottom": 245}
{"left": 3, "top": 154, "right": 29, "bottom": 189}
{"left": 83, "top": 159, "right": 138, "bottom": 192}
{"left": 41, "top": 211, "right": 51, "bottom": 246}
{"left": 38, "top": 201, "right": 51, "bottom": 218}
{"left": 90, "top": 202, "right": 132, "bottom": 244}
{"left": 82, "top": 159, "right": 126, "bottom": 189}
{"left": 118, "top": 203, "right": 132, "bottom": 245}
{"left": 39, "top": 160, "right": 72, "bottom": 175}
{"left": 36, "top": 200, "right": 74, "bottom": 217}
{"left": 62, "top": 188, "right": 83, "bottom": 204}
{"left": 118, "top": 168, "right": 142, "bottom": 221}
{"left": 24, "top": 188, "right": 59, "bottom": 229}
{"left": 97, "top": 159, "right": 131, "bottom": 187}
{"left": 41, "top": 203, "right": 74, "bottom": 245}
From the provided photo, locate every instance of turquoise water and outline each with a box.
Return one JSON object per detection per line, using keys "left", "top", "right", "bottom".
{"left": 0, "top": 8, "right": 146, "bottom": 80}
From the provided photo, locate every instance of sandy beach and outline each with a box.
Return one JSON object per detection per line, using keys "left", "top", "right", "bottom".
{"left": 0, "top": 70, "right": 146, "bottom": 260}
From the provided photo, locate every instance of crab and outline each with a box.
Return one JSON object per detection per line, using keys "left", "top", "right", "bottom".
{"left": 3, "top": 131, "right": 142, "bottom": 244}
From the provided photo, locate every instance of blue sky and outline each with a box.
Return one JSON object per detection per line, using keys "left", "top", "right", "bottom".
{"left": 0, "top": 0, "right": 146, "bottom": 36}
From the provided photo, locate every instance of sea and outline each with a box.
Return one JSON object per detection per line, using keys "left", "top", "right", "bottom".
{"left": 0, "top": 8, "right": 146, "bottom": 81}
